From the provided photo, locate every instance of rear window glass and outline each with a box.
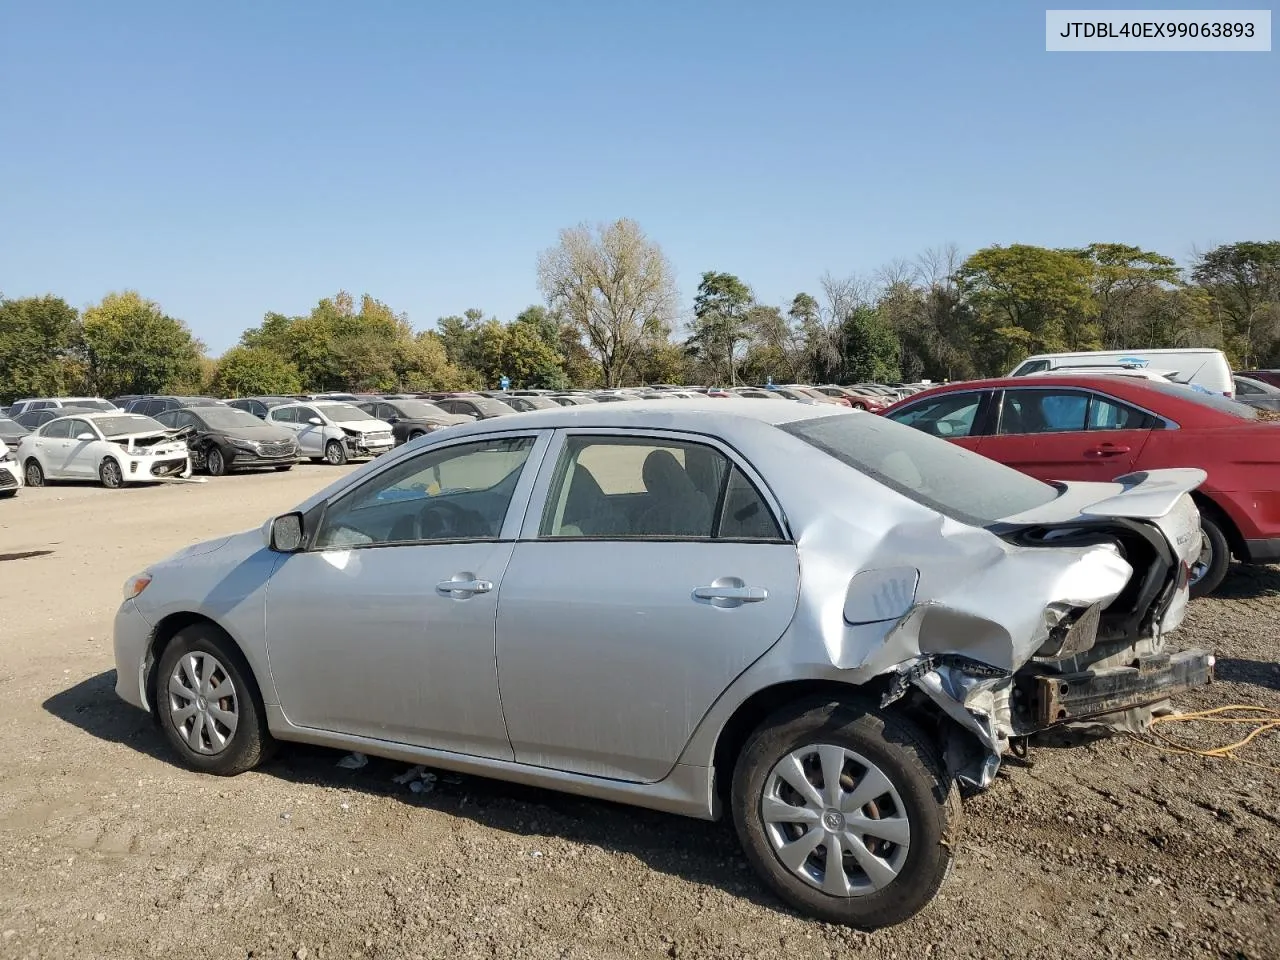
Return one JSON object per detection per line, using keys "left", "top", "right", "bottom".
{"left": 780, "top": 414, "right": 1058, "bottom": 527}
{"left": 1136, "top": 380, "right": 1268, "bottom": 420}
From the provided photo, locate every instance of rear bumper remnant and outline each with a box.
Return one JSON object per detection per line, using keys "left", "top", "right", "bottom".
{"left": 1016, "top": 648, "right": 1215, "bottom": 728}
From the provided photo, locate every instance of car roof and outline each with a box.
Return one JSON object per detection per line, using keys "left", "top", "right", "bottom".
{"left": 439, "top": 397, "right": 847, "bottom": 436}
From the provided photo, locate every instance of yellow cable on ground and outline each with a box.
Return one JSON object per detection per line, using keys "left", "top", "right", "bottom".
{"left": 1130, "top": 705, "right": 1280, "bottom": 772}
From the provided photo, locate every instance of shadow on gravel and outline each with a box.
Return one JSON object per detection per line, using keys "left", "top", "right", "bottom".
{"left": 1215, "top": 563, "right": 1280, "bottom": 599}
{"left": 45, "top": 671, "right": 783, "bottom": 913}
{"left": 1214, "top": 656, "right": 1280, "bottom": 692}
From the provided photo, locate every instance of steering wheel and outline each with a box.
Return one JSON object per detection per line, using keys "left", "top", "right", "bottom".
{"left": 414, "top": 500, "right": 487, "bottom": 540}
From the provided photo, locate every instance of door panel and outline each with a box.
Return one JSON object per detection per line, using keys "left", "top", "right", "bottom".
{"left": 264, "top": 542, "right": 515, "bottom": 757}
{"left": 496, "top": 540, "right": 800, "bottom": 782}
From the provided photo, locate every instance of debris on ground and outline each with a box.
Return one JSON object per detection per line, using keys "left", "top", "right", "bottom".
{"left": 335, "top": 752, "right": 368, "bottom": 770}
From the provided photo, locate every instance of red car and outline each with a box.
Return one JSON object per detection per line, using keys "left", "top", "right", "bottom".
{"left": 881, "top": 374, "right": 1280, "bottom": 597}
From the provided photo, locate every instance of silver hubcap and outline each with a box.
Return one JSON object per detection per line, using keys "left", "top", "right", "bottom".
{"left": 167, "top": 652, "right": 238, "bottom": 755}
{"left": 209, "top": 451, "right": 222, "bottom": 472}
{"left": 761, "top": 744, "right": 911, "bottom": 897}
{"left": 326, "top": 444, "right": 342, "bottom": 463}
{"left": 103, "top": 462, "right": 120, "bottom": 485}
{"left": 1190, "top": 530, "right": 1212, "bottom": 584}
{"left": 25, "top": 464, "right": 40, "bottom": 485}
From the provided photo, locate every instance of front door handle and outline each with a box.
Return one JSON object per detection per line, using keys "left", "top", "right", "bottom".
{"left": 1087, "top": 443, "right": 1131, "bottom": 457}
{"left": 436, "top": 577, "right": 493, "bottom": 598}
{"left": 693, "top": 585, "right": 768, "bottom": 603}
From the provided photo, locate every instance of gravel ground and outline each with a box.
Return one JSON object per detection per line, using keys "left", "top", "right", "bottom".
{"left": 0, "top": 468, "right": 1277, "bottom": 960}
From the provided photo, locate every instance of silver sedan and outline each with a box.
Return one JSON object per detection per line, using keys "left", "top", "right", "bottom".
{"left": 112, "top": 399, "right": 1212, "bottom": 927}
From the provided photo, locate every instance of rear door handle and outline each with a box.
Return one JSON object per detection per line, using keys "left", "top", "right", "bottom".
{"left": 436, "top": 577, "right": 493, "bottom": 597}
{"left": 693, "top": 585, "right": 768, "bottom": 603}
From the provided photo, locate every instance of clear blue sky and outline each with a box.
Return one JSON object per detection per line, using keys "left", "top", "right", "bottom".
{"left": 1, "top": 1, "right": 1275, "bottom": 353}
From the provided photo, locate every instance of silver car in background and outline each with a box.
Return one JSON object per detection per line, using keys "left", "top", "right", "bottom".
{"left": 112, "top": 400, "right": 1211, "bottom": 927}
{"left": 265, "top": 400, "right": 394, "bottom": 464}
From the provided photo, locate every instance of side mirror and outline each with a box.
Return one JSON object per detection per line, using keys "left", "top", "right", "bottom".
{"left": 308, "top": 417, "right": 324, "bottom": 426}
{"left": 265, "top": 512, "right": 305, "bottom": 552}
{"left": 76, "top": 432, "right": 96, "bottom": 441}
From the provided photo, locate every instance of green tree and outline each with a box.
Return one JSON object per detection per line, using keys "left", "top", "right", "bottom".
{"left": 537, "top": 218, "right": 678, "bottom": 387}
{"left": 0, "top": 295, "right": 82, "bottom": 403}
{"left": 687, "top": 271, "right": 754, "bottom": 385}
{"left": 212, "top": 346, "right": 302, "bottom": 396}
{"left": 80, "top": 291, "right": 204, "bottom": 396}
{"left": 842, "top": 306, "right": 901, "bottom": 382}
{"left": 1192, "top": 241, "right": 1280, "bottom": 367}
{"left": 956, "top": 245, "right": 1097, "bottom": 374}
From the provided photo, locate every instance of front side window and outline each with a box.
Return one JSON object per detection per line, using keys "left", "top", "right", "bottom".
{"left": 886, "top": 392, "right": 984, "bottom": 439}
{"left": 65, "top": 419, "right": 95, "bottom": 439}
{"left": 313, "top": 436, "right": 536, "bottom": 549}
{"left": 539, "top": 435, "right": 782, "bottom": 540}
{"left": 295, "top": 407, "right": 321, "bottom": 424}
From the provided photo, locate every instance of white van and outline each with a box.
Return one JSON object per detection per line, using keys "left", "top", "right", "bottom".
{"left": 1008, "top": 348, "right": 1234, "bottom": 397}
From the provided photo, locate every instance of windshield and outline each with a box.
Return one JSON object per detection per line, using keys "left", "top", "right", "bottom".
{"left": 391, "top": 400, "right": 451, "bottom": 419}
{"left": 96, "top": 415, "right": 166, "bottom": 437}
{"left": 0, "top": 417, "right": 26, "bottom": 432}
{"left": 194, "top": 407, "right": 271, "bottom": 430}
{"left": 781, "top": 413, "right": 1058, "bottom": 526}
{"left": 322, "top": 403, "right": 374, "bottom": 423}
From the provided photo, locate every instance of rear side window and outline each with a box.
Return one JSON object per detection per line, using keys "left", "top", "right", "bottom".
{"left": 41, "top": 419, "right": 72, "bottom": 438}
{"left": 271, "top": 407, "right": 296, "bottom": 423}
{"left": 781, "top": 414, "right": 1058, "bottom": 527}
{"left": 1011, "top": 360, "right": 1051, "bottom": 376}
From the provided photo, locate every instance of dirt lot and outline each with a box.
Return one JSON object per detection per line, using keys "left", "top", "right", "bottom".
{"left": 0, "top": 467, "right": 1277, "bottom": 960}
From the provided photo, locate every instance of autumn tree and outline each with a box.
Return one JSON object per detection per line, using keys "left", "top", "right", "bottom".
{"left": 537, "top": 219, "right": 678, "bottom": 387}
{"left": 0, "top": 295, "right": 82, "bottom": 403}
{"left": 212, "top": 346, "right": 302, "bottom": 396}
{"left": 1192, "top": 241, "right": 1280, "bottom": 367}
{"left": 80, "top": 291, "right": 205, "bottom": 396}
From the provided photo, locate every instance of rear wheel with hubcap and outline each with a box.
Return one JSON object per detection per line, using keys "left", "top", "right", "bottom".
{"left": 732, "top": 698, "right": 961, "bottom": 929}
{"left": 99, "top": 458, "right": 123, "bottom": 489}
{"left": 24, "top": 459, "right": 44, "bottom": 487}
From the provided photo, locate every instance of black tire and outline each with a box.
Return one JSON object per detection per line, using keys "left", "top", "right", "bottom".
{"left": 0, "top": 489, "right": 16, "bottom": 499}
{"left": 408, "top": 430, "right": 426, "bottom": 442}
{"left": 24, "top": 459, "right": 44, "bottom": 487}
{"left": 274, "top": 464, "right": 294, "bottom": 472}
{"left": 155, "top": 623, "right": 275, "bottom": 776}
{"left": 99, "top": 457, "right": 124, "bottom": 489}
{"left": 1190, "top": 511, "right": 1230, "bottom": 599}
{"left": 731, "top": 697, "right": 961, "bottom": 929}
{"left": 324, "top": 440, "right": 348, "bottom": 466}
{"left": 205, "top": 446, "right": 228, "bottom": 477}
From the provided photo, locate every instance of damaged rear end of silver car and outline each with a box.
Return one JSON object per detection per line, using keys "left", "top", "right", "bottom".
{"left": 862, "top": 468, "right": 1216, "bottom": 788}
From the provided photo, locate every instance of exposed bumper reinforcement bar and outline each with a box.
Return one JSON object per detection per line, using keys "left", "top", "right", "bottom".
{"left": 1018, "top": 648, "right": 1215, "bottom": 728}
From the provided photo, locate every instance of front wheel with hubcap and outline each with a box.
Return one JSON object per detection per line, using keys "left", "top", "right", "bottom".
{"left": 156, "top": 624, "right": 274, "bottom": 775}
{"left": 732, "top": 698, "right": 961, "bottom": 929}
{"left": 1190, "top": 512, "right": 1230, "bottom": 598}
{"left": 324, "top": 440, "right": 348, "bottom": 465}
{"left": 24, "top": 459, "right": 45, "bottom": 487}
{"left": 99, "top": 458, "right": 124, "bottom": 489}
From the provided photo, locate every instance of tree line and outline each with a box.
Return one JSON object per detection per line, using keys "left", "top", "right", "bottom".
{"left": 2, "top": 221, "right": 1277, "bottom": 404}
